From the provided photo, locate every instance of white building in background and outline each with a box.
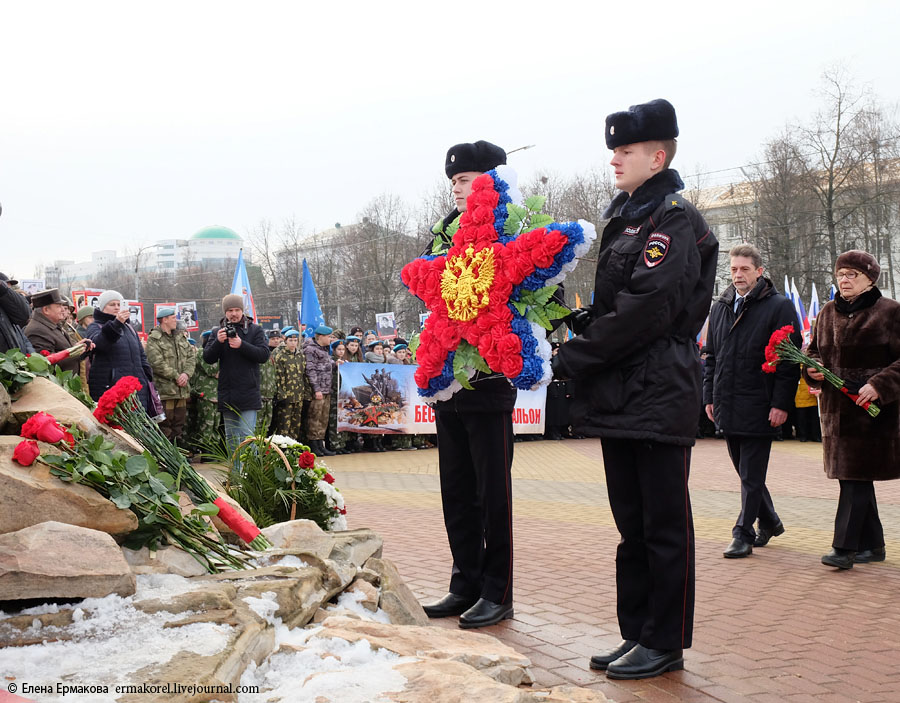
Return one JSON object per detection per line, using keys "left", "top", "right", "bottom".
{"left": 46, "top": 225, "right": 247, "bottom": 289}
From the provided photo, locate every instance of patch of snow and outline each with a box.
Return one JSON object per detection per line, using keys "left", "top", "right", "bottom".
{"left": 0, "top": 590, "right": 233, "bottom": 703}
{"left": 326, "top": 587, "right": 391, "bottom": 624}
{"left": 240, "top": 634, "right": 413, "bottom": 703}
{"left": 132, "top": 572, "right": 208, "bottom": 602}
{"left": 243, "top": 591, "right": 280, "bottom": 625}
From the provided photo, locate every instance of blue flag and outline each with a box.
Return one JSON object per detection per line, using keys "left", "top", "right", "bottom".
{"left": 230, "top": 249, "right": 257, "bottom": 321}
{"left": 300, "top": 259, "right": 325, "bottom": 335}
{"left": 830, "top": 284, "right": 836, "bottom": 301}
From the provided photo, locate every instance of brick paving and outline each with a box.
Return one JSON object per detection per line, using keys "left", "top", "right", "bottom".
{"left": 327, "top": 437, "right": 900, "bottom": 702}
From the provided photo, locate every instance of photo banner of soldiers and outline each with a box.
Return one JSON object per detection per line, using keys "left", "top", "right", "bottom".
{"left": 337, "top": 362, "right": 546, "bottom": 435}
{"left": 375, "top": 311, "right": 396, "bottom": 340}
{"left": 176, "top": 301, "right": 199, "bottom": 331}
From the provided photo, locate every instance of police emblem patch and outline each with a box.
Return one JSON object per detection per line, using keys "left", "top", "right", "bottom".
{"left": 643, "top": 232, "right": 671, "bottom": 268}
{"left": 623, "top": 225, "right": 641, "bottom": 236}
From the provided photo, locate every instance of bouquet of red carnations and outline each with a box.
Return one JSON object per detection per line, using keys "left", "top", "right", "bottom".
{"left": 93, "top": 376, "right": 272, "bottom": 549}
{"left": 762, "top": 325, "right": 880, "bottom": 417}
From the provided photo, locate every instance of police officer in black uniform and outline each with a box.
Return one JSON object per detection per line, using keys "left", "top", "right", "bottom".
{"left": 419, "top": 140, "right": 518, "bottom": 629}
{"left": 554, "top": 100, "right": 719, "bottom": 679}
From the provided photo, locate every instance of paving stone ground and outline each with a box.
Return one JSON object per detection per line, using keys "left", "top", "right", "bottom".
{"left": 328, "top": 437, "right": 900, "bottom": 703}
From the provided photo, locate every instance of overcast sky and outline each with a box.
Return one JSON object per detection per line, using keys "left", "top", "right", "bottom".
{"left": 2, "top": 0, "right": 899, "bottom": 282}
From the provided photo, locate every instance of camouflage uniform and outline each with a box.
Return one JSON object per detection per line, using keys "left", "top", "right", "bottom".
{"left": 273, "top": 343, "right": 306, "bottom": 441}
{"left": 327, "top": 361, "right": 348, "bottom": 451}
{"left": 258, "top": 352, "right": 277, "bottom": 436}
{"left": 186, "top": 348, "right": 221, "bottom": 455}
{"left": 146, "top": 327, "right": 197, "bottom": 443}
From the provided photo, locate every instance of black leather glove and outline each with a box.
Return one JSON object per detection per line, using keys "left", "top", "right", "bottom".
{"left": 566, "top": 306, "right": 592, "bottom": 336}
{"left": 551, "top": 354, "right": 568, "bottom": 381}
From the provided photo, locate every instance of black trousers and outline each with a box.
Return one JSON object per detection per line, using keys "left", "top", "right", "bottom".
{"left": 833, "top": 480, "right": 884, "bottom": 551}
{"left": 725, "top": 435, "right": 780, "bottom": 543}
{"left": 435, "top": 408, "right": 514, "bottom": 605}
{"left": 601, "top": 438, "right": 695, "bottom": 650}
{"left": 795, "top": 406, "right": 821, "bottom": 441}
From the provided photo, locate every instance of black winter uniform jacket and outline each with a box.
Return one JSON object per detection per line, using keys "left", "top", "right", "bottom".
{"left": 203, "top": 316, "right": 270, "bottom": 412}
{"left": 555, "top": 169, "right": 719, "bottom": 446}
{"left": 703, "top": 278, "right": 801, "bottom": 436}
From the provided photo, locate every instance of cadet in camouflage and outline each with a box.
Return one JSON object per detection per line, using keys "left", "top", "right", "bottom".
{"left": 272, "top": 330, "right": 306, "bottom": 441}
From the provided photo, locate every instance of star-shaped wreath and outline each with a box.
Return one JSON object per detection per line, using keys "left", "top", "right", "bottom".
{"left": 402, "top": 165, "right": 596, "bottom": 401}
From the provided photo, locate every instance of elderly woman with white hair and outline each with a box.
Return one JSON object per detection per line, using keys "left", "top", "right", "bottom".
{"left": 805, "top": 250, "right": 900, "bottom": 570}
{"left": 85, "top": 289, "right": 154, "bottom": 413}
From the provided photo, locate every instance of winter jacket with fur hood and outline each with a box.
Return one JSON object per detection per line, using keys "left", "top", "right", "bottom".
{"left": 804, "top": 288, "right": 900, "bottom": 481}
{"left": 703, "top": 277, "right": 801, "bottom": 436}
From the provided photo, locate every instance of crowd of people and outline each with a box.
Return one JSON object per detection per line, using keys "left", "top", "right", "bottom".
{"left": 0, "top": 281, "right": 426, "bottom": 462}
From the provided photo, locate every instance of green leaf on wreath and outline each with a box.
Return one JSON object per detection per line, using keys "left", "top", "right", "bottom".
{"left": 545, "top": 301, "right": 571, "bottom": 319}
{"left": 526, "top": 307, "right": 553, "bottom": 330}
{"left": 531, "top": 285, "right": 558, "bottom": 306}
{"left": 511, "top": 300, "right": 527, "bottom": 316}
{"left": 504, "top": 204, "right": 526, "bottom": 235}
{"left": 528, "top": 213, "right": 554, "bottom": 230}
{"left": 524, "top": 195, "right": 547, "bottom": 212}
{"left": 453, "top": 351, "right": 474, "bottom": 390}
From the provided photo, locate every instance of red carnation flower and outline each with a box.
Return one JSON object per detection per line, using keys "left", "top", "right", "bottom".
{"left": 39, "top": 349, "right": 51, "bottom": 357}
{"left": 297, "top": 451, "right": 316, "bottom": 469}
{"left": 12, "top": 440, "right": 40, "bottom": 466}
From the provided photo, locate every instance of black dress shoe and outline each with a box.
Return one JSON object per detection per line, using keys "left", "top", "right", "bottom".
{"left": 754, "top": 520, "right": 785, "bottom": 547}
{"left": 458, "top": 598, "right": 513, "bottom": 629}
{"left": 855, "top": 546, "right": 886, "bottom": 563}
{"left": 421, "top": 593, "right": 478, "bottom": 618}
{"left": 606, "top": 644, "right": 684, "bottom": 680}
{"left": 821, "top": 548, "right": 855, "bottom": 569}
{"left": 589, "top": 639, "right": 637, "bottom": 671}
{"left": 723, "top": 538, "right": 752, "bottom": 558}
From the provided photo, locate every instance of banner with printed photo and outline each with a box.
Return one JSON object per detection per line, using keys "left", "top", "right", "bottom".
{"left": 337, "top": 362, "right": 546, "bottom": 435}
{"left": 375, "top": 312, "right": 396, "bottom": 340}
{"left": 20, "top": 279, "right": 45, "bottom": 295}
{"left": 124, "top": 301, "right": 144, "bottom": 335}
{"left": 176, "top": 301, "right": 199, "bottom": 331}
{"left": 72, "top": 289, "right": 104, "bottom": 311}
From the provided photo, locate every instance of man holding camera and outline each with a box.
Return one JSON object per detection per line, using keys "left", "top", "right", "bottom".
{"left": 203, "top": 294, "right": 270, "bottom": 461}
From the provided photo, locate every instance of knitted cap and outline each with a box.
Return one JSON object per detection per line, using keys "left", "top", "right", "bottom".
{"left": 97, "top": 289, "right": 124, "bottom": 311}
{"left": 835, "top": 250, "right": 880, "bottom": 283}
{"left": 222, "top": 294, "right": 244, "bottom": 312}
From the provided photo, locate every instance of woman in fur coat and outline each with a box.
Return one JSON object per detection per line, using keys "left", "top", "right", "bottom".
{"left": 805, "top": 250, "right": 900, "bottom": 570}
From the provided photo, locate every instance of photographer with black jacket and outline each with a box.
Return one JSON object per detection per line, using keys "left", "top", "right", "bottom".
{"left": 203, "top": 294, "right": 270, "bottom": 463}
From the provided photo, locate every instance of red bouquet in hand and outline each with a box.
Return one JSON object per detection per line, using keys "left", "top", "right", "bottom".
{"left": 763, "top": 325, "right": 880, "bottom": 417}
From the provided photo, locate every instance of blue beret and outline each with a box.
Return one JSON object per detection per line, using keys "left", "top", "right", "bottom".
{"left": 367, "top": 339, "right": 384, "bottom": 349}
{"left": 281, "top": 325, "right": 296, "bottom": 335}
{"left": 156, "top": 306, "right": 176, "bottom": 319}
{"left": 187, "top": 337, "right": 197, "bottom": 346}
{"left": 365, "top": 329, "right": 377, "bottom": 336}
{"left": 393, "top": 343, "right": 408, "bottom": 351}
{"left": 345, "top": 335, "right": 360, "bottom": 343}
{"left": 201, "top": 329, "right": 213, "bottom": 339}
{"left": 329, "top": 339, "right": 344, "bottom": 353}
{"left": 314, "top": 325, "right": 333, "bottom": 336}
{"left": 284, "top": 330, "right": 300, "bottom": 338}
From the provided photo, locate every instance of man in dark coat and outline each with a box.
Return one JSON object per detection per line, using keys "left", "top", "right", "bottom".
{"left": 417, "top": 140, "right": 519, "bottom": 630}
{"left": 203, "top": 294, "right": 270, "bottom": 463}
{"left": 553, "top": 99, "right": 719, "bottom": 679}
{"left": 0, "top": 272, "right": 33, "bottom": 354}
{"left": 24, "top": 288, "right": 89, "bottom": 374}
{"left": 703, "top": 244, "right": 801, "bottom": 558}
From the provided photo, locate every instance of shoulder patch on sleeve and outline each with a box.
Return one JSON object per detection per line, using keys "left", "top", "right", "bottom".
{"left": 644, "top": 232, "right": 671, "bottom": 268}
{"left": 665, "top": 194, "right": 684, "bottom": 211}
